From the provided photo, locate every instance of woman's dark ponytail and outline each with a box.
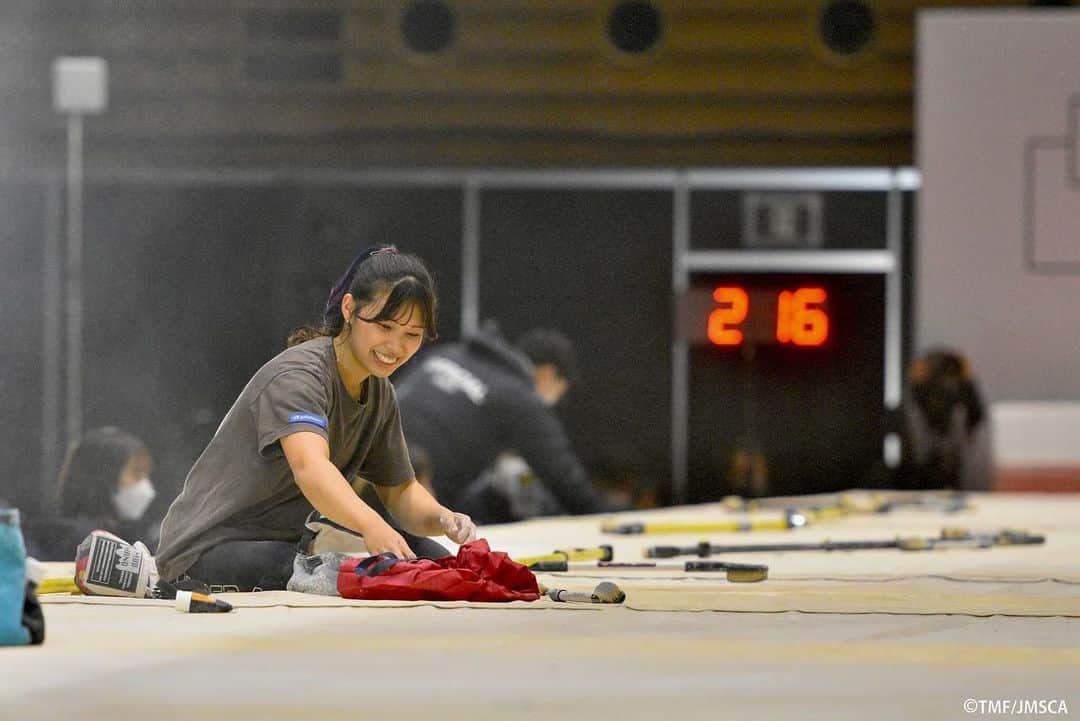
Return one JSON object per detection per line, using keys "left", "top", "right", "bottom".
{"left": 288, "top": 245, "right": 438, "bottom": 347}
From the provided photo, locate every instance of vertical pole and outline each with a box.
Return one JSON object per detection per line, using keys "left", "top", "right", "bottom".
{"left": 461, "top": 178, "right": 480, "bottom": 335}
{"left": 41, "top": 178, "right": 64, "bottom": 504}
{"left": 671, "top": 175, "right": 690, "bottom": 504}
{"left": 65, "top": 113, "right": 84, "bottom": 449}
{"left": 883, "top": 174, "right": 905, "bottom": 467}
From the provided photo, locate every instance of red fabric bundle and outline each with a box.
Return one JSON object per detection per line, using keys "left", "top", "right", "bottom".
{"left": 337, "top": 539, "right": 540, "bottom": 602}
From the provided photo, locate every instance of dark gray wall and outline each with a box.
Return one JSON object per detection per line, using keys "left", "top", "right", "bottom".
{"left": 0, "top": 183, "right": 46, "bottom": 512}
{"left": 1, "top": 182, "right": 464, "bottom": 514}
{"left": 477, "top": 189, "right": 675, "bottom": 497}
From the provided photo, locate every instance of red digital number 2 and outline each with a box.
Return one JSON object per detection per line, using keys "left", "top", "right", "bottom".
{"left": 707, "top": 287, "right": 749, "bottom": 346}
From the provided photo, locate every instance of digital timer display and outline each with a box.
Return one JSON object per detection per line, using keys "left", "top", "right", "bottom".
{"left": 678, "top": 283, "right": 831, "bottom": 347}
{"left": 682, "top": 272, "right": 888, "bottom": 501}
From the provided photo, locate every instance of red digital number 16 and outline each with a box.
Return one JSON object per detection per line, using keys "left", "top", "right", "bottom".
{"left": 776, "top": 287, "right": 828, "bottom": 346}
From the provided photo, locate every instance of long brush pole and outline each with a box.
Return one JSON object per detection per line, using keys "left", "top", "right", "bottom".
{"left": 645, "top": 529, "right": 1043, "bottom": 559}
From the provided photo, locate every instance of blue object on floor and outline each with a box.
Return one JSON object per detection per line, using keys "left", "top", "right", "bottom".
{"left": 0, "top": 508, "right": 31, "bottom": 646}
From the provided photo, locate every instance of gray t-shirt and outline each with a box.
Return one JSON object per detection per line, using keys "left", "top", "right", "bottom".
{"left": 155, "top": 337, "right": 414, "bottom": 581}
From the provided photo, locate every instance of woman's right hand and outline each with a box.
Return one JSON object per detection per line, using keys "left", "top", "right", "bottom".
{"left": 361, "top": 520, "right": 416, "bottom": 559}
{"left": 281, "top": 434, "right": 418, "bottom": 560}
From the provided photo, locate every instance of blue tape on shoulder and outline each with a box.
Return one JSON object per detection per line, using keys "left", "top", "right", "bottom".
{"left": 288, "top": 413, "right": 328, "bottom": 429}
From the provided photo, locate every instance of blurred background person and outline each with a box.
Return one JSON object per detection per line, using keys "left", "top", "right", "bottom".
{"left": 453, "top": 446, "right": 659, "bottom": 525}
{"left": 457, "top": 453, "right": 565, "bottom": 525}
{"left": 394, "top": 323, "right": 604, "bottom": 523}
{"left": 894, "top": 348, "right": 994, "bottom": 491}
{"left": 23, "top": 427, "right": 158, "bottom": 561}
{"left": 589, "top": 445, "right": 661, "bottom": 512}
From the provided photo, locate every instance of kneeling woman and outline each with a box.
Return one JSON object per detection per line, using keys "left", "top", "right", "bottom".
{"left": 155, "top": 246, "right": 475, "bottom": 591}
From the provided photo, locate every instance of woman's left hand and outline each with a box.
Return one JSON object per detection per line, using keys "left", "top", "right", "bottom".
{"left": 439, "top": 511, "right": 477, "bottom": 544}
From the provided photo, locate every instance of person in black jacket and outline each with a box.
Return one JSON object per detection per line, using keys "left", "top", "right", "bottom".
{"left": 395, "top": 325, "right": 604, "bottom": 521}
{"left": 23, "top": 427, "right": 159, "bottom": 561}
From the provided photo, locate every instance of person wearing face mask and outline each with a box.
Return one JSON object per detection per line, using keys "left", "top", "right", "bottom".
{"left": 23, "top": 427, "right": 159, "bottom": 561}
{"left": 394, "top": 324, "right": 604, "bottom": 520}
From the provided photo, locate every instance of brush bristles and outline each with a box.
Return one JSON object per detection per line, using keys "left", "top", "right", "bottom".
{"left": 726, "top": 568, "right": 768, "bottom": 583}
{"left": 592, "top": 581, "right": 626, "bottom": 603}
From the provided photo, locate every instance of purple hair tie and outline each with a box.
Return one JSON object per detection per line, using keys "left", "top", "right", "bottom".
{"left": 324, "top": 245, "right": 398, "bottom": 318}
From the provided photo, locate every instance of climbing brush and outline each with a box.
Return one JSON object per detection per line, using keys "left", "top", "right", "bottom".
{"left": 528, "top": 559, "right": 768, "bottom": 583}
{"left": 602, "top": 509, "right": 809, "bottom": 535}
{"left": 645, "top": 528, "right": 1044, "bottom": 559}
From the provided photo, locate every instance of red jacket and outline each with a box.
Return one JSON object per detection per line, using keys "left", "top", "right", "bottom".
{"left": 337, "top": 539, "right": 540, "bottom": 602}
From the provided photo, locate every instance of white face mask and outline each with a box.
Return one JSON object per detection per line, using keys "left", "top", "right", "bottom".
{"left": 114, "top": 478, "right": 156, "bottom": 521}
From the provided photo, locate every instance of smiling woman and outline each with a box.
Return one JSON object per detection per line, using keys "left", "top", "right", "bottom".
{"left": 288, "top": 246, "right": 437, "bottom": 396}
{"left": 334, "top": 293, "right": 427, "bottom": 392}
{"left": 154, "top": 245, "right": 475, "bottom": 591}
{"left": 287, "top": 246, "right": 438, "bottom": 350}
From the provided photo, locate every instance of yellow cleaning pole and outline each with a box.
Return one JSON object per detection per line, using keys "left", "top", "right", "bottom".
{"left": 37, "top": 577, "right": 80, "bottom": 595}
{"left": 602, "top": 511, "right": 807, "bottom": 535}
{"left": 514, "top": 544, "right": 614, "bottom": 567}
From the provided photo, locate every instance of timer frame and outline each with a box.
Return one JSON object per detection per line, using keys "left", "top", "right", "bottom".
{"left": 670, "top": 169, "right": 917, "bottom": 504}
